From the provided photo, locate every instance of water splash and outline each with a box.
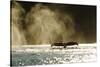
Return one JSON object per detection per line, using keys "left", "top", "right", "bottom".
{"left": 11, "top": 2, "right": 85, "bottom": 45}
{"left": 25, "top": 4, "right": 85, "bottom": 44}
{"left": 11, "top": 1, "right": 27, "bottom": 45}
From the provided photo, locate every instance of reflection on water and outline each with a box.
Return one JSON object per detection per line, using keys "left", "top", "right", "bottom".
{"left": 11, "top": 46, "right": 97, "bottom": 66}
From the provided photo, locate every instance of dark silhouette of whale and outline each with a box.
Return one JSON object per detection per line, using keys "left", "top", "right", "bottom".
{"left": 51, "top": 42, "right": 78, "bottom": 48}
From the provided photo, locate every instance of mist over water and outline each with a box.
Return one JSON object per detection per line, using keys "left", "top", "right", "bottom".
{"left": 11, "top": 2, "right": 97, "bottom": 66}
{"left": 11, "top": 2, "right": 27, "bottom": 45}
{"left": 25, "top": 4, "right": 84, "bottom": 44}
{"left": 11, "top": 1, "right": 97, "bottom": 45}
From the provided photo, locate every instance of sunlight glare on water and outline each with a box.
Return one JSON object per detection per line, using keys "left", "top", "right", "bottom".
{"left": 11, "top": 45, "right": 97, "bottom": 66}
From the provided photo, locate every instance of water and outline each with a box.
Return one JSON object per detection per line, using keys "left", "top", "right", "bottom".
{"left": 11, "top": 46, "right": 97, "bottom": 66}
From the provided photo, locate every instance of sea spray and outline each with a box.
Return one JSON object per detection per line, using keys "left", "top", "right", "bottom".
{"left": 11, "top": 2, "right": 85, "bottom": 45}
{"left": 25, "top": 4, "right": 78, "bottom": 44}
{"left": 11, "top": 1, "right": 27, "bottom": 45}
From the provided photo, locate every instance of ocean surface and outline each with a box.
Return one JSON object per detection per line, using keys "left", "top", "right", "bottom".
{"left": 11, "top": 45, "right": 97, "bottom": 66}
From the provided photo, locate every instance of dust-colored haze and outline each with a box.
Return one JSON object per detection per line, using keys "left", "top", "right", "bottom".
{"left": 11, "top": 2, "right": 27, "bottom": 45}
{"left": 25, "top": 4, "right": 85, "bottom": 44}
{"left": 11, "top": 1, "right": 96, "bottom": 45}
